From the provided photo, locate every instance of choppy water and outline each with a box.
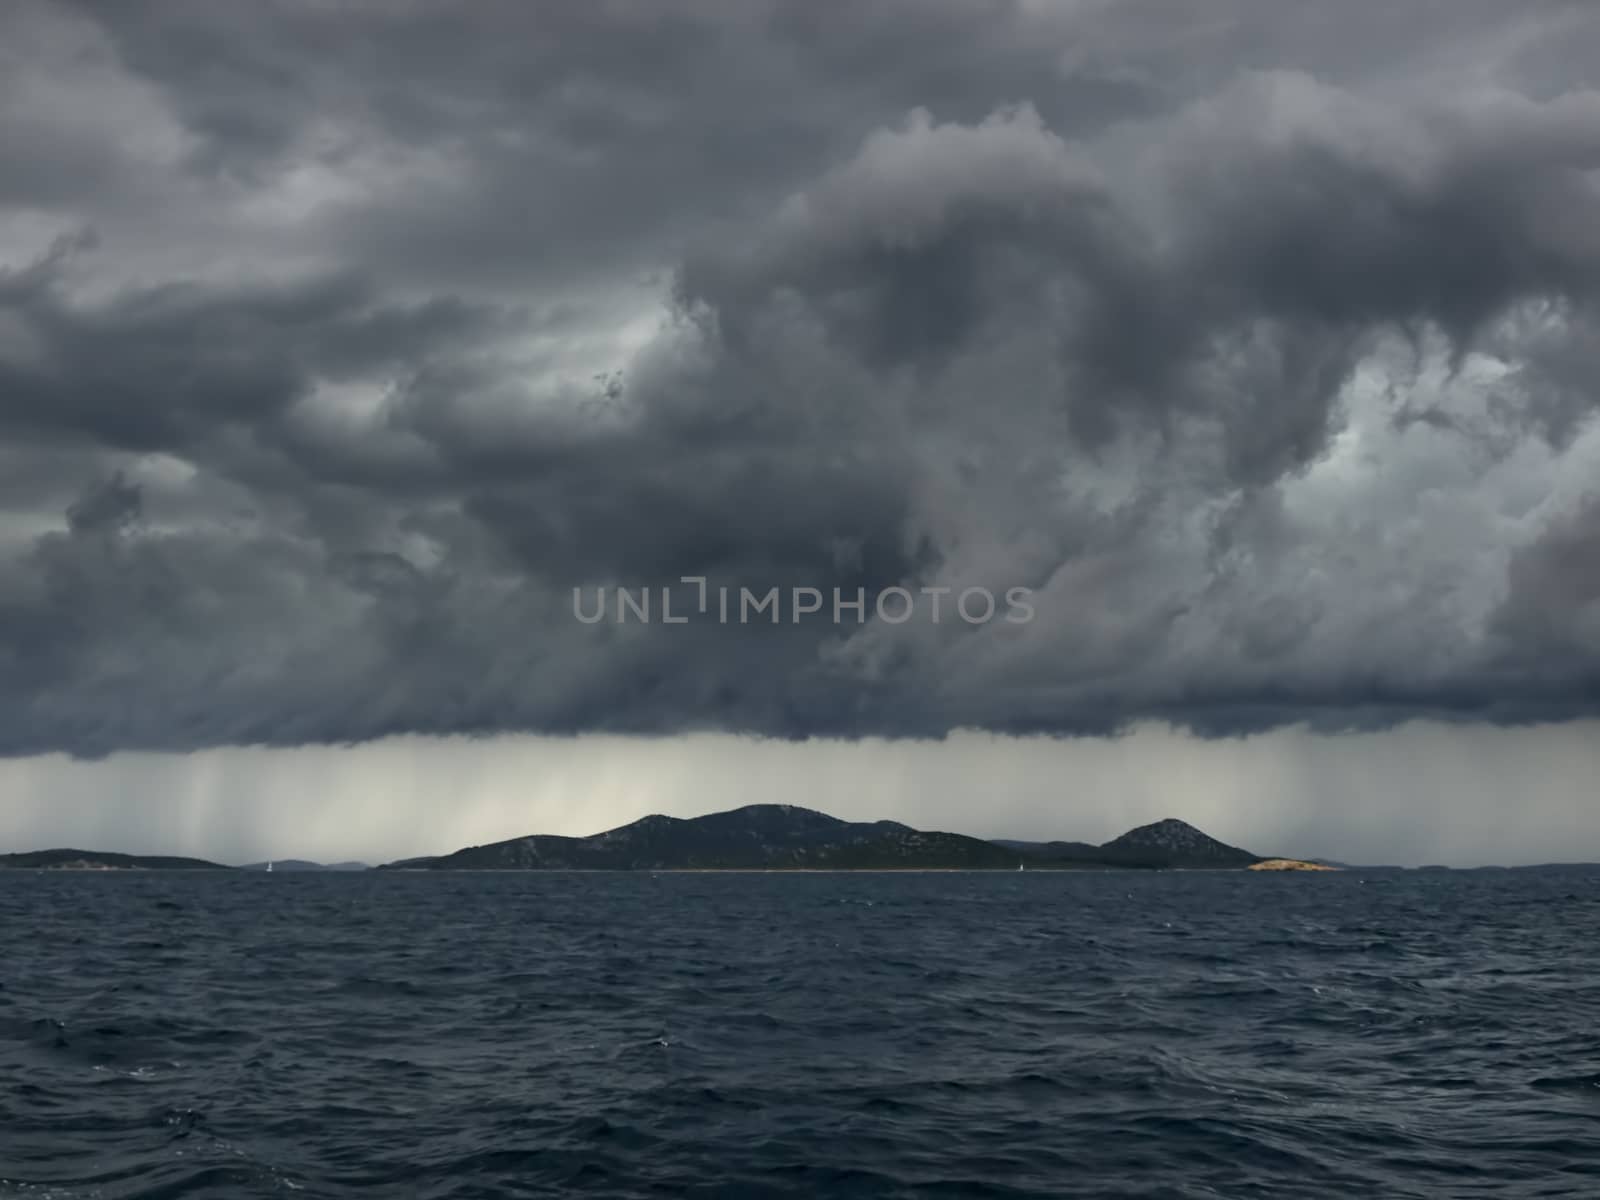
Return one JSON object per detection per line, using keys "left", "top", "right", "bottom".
{"left": 3, "top": 869, "right": 1600, "bottom": 1198}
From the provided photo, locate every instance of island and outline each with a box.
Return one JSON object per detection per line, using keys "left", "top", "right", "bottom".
{"left": 239, "top": 860, "right": 371, "bottom": 871}
{"left": 1247, "top": 858, "right": 1338, "bottom": 872}
{"left": 0, "top": 807, "right": 1338, "bottom": 873}
{"left": 376, "top": 805, "right": 1293, "bottom": 872}
{"left": 0, "top": 849, "right": 229, "bottom": 871}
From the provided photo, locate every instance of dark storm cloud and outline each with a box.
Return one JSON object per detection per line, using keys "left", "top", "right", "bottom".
{"left": 1, "top": 0, "right": 1599, "bottom": 755}
{"left": 1493, "top": 497, "right": 1600, "bottom": 667}
{"left": 0, "top": 249, "right": 505, "bottom": 454}
{"left": 56, "top": 0, "right": 1153, "bottom": 293}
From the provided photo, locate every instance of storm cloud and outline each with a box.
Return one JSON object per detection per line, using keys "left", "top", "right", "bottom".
{"left": 2, "top": 0, "right": 1600, "bottom": 756}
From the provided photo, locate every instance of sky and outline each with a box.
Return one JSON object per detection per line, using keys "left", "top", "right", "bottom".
{"left": 2, "top": 1, "right": 1599, "bottom": 866}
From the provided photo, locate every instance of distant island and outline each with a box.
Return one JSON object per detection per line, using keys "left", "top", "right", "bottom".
{"left": 239, "top": 860, "right": 371, "bottom": 872}
{"left": 375, "top": 805, "right": 1295, "bottom": 872}
{"left": 0, "top": 852, "right": 369, "bottom": 872}
{"left": 0, "top": 849, "right": 228, "bottom": 871}
{"left": 1248, "top": 858, "right": 1336, "bottom": 872}
{"left": 0, "top": 807, "right": 1339, "bottom": 873}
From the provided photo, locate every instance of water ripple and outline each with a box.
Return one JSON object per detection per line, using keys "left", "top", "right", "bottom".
{"left": 3, "top": 868, "right": 1600, "bottom": 1197}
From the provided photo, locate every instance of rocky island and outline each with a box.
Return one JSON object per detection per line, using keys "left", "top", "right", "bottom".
{"left": 1248, "top": 858, "right": 1338, "bottom": 872}
{"left": 378, "top": 806, "right": 1282, "bottom": 872}
{"left": 239, "top": 860, "right": 371, "bottom": 871}
{"left": 0, "top": 849, "right": 228, "bottom": 870}
{"left": 1, "top": 808, "right": 1331, "bottom": 873}
{"left": 380, "top": 805, "right": 1017, "bottom": 871}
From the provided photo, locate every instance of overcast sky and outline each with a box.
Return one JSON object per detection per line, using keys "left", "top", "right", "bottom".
{"left": 2, "top": 1, "right": 1599, "bottom": 865}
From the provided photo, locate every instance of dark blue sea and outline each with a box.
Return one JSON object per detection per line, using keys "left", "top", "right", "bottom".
{"left": 4, "top": 869, "right": 1600, "bottom": 1198}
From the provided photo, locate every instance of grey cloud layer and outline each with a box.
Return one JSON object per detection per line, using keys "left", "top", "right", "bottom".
{"left": 1, "top": 0, "right": 1599, "bottom": 755}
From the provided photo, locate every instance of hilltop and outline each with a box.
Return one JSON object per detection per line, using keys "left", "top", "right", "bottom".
{"left": 1090, "top": 818, "right": 1261, "bottom": 869}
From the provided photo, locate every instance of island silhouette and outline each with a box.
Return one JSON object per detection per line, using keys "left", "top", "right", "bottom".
{"left": 1, "top": 806, "right": 1339, "bottom": 872}
{"left": 380, "top": 806, "right": 1277, "bottom": 871}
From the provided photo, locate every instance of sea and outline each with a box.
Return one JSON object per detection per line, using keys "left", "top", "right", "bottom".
{"left": 3, "top": 868, "right": 1599, "bottom": 1199}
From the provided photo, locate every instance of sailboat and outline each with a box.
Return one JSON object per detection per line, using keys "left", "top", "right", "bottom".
{"left": 266, "top": 861, "right": 274, "bottom": 873}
